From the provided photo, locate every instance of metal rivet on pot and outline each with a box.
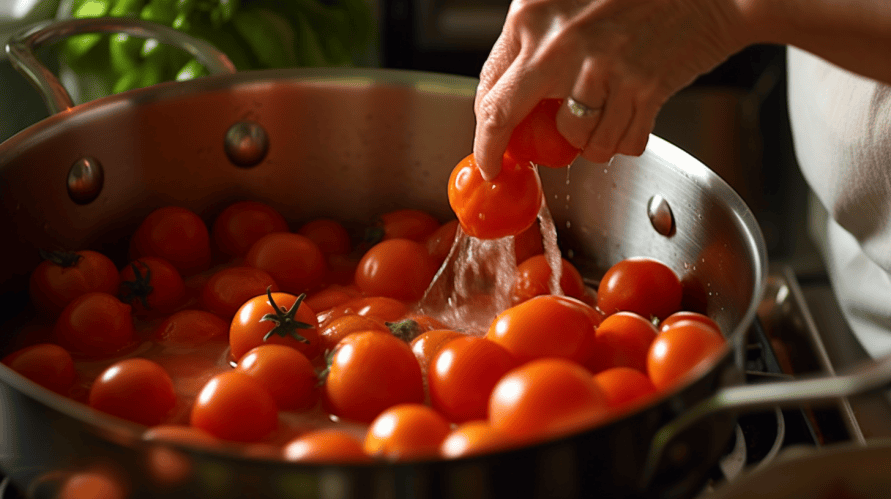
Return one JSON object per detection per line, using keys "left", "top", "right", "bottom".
{"left": 225, "top": 121, "right": 269, "bottom": 167}
{"left": 67, "top": 157, "right": 104, "bottom": 205}
{"left": 647, "top": 194, "right": 675, "bottom": 237}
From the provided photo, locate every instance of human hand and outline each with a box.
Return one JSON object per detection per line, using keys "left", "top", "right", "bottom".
{"left": 473, "top": 0, "right": 751, "bottom": 179}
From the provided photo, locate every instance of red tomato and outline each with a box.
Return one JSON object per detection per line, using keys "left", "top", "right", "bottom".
{"left": 304, "top": 285, "right": 360, "bottom": 315}
{"left": 130, "top": 206, "right": 211, "bottom": 276}
{"left": 325, "top": 253, "right": 360, "bottom": 286}
{"left": 283, "top": 428, "right": 371, "bottom": 463}
{"left": 236, "top": 344, "right": 318, "bottom": 411}
{"left": 429, "top": 336, "right": 518, "bottom": 423}
{"left": 89, "top": 358, "right": 177, "bottom": 426}
{"left": 410, "top": 329, "right": 467, "bottom": 378}
{"left": 323, "top": 331, "right": 424, "bottom": 423}
{"left": 596, "top": 257, "right": 682, "bottom": 320}
{"left": 584, "top": 311, "right": 658, "bottom": 374}
{"left": 448, "top": 153, "right": 543, "bottom": 240}
{"left": 320, "top": 296, "right": 410, "bottom": 328}
{"left": 119, "top": 257, "right": 187, "bottom": 317}
{"left": 190, "top": 371, "right": 278, "bottom": 442}
{"left": 440, "top": 420, "right": 514, "bottom": 459}
{"left": 28, "top": 249, "right": 119, "bottom": 316}
{"left": 511, "top": 254, "right": 586, "bottom": 305}
{"left": 297, "top": 218, "right": 352, "bottom": 255}
{"left": 506, "top": 98, "right": 581, "bottom": 169}
{"left": 593, "top": 367, "right": 658, "bottom": 411}
{"left": 200, "top": 266, "right": 279, "bottom": 320}
{"left": 2, "top": 343, "right": 76, "bottom": 395}
{"left": 425, "top": 219, "right": 459, "bottom": 267}
{"left": 374, "top": 209, "right": 441, "bottom": 243}
{"left": 154, "top": 310, "right": 229, "bottom": 346}
{"left": 58, "top": 471, "right": 125, "bottom": 499}
{"left": 245, "top": 233, "right": 327, "bottom": 295}
{"left": 319, "top": 314, "right": 390, "bottom": 354}
{"left": 53, "top": 292, "right": 137, "bottom": 358}
{"left": 230, "top": 290, "right": 321, "bottom": 362}
{"left": 513, "top": 221, "right": 545, "bottom": 264}
{"left": 212, "top": 201, "right": 289, "bottom": 258}
{"left": 647, "top": 320, "right": 727, "bottom": 391}
{"left": 354, "top": 239, "right": 436, "bottom": 302}
{"left": 659, "top": 311, "right": 721, "bottom": 334}
{"left": 488, "top": 358, "right": 608, "bottom": 443}
{"left": 486, "top": 294, "right": 598, "bottom": 364}
{"left": 364, "top": 403, "right": 451, "bottom": 461}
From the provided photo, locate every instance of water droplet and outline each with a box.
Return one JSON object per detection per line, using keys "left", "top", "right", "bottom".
{"left": 565, "top": 220, "right": 572, "bottom": 229}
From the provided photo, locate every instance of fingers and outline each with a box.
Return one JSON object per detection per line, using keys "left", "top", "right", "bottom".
{"left": 555, "top": 59, "right": 608, "bottom": 149}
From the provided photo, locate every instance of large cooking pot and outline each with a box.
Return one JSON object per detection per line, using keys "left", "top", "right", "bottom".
{"left": 1, "top": 18, "right": 888, "bottom": 499}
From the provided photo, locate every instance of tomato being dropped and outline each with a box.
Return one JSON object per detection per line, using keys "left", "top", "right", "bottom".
{"left": 283, "top": 428, "right": 371, "bottom": 463}
{"left": 53, "top": 292, "right": 137, "bottom": 358}
{"left": 245, "top": 233, "right": 327, "bottom": 295}
{"left": 488, "top": 358, "right": 608, "bottom": 444}
{"left": 119, "top": 257, "right": 187, "bottom": 317}
{"left": 235, "top": 344, "right": 318, "bottom": 411}
{"left": 354, "top": 238, "right": 436, "bottom": 302}
{"left": 584, "top": 311, "right": 658, "bottom": 374}
{"left": 212, "top": 200, "right": 289, "bottom": 258}
{"left": 2, "top": 343, "right": 76, "bottom": 395}
{"left": 28, "top": 249, "right": 119, "bottom": 316}
{"left": 428, "top": 336, "right": 518, "bottom": 423}
{"left": 364, "top": 403, "right": 451, "bottom": 461}
{"left": 506, "top": 98, "right": 581, "bottom": 169}
{"left": 647, "top": 320, "right": 727, "bottom": 391}
{"left": 230, "top": 289, "right": 321, "bottom": 362}
{"left": 200, "top": 266, "right": 279, "bottom": 320}
{"left": 596, "top": 257, "right": 682, "bottom": 320}
{"left": 89, "top": 358, "right": 177, "bottom": 427}
{"left": 154, "top": 310, "right": 229, "bottom": 346}
{"left": 190, "top": 371, "right": 278, "bottom": 442}
{"left": 593, "top": 367, "right": 658, "bottom": 411}
{"left": 511, "top": 254, "right": 587, "bottom": 305}
{"left": 448, "top": 152, "right": 543, "bottom": 240}
{"left": 297, "top": 218, "right": 352, "bottom": 255}
{"left": 130, "top": 206, "right": 211, "bottom": 276}
{"left": 440, "top": 420, "right": 514, "bottom": 459}
{"left": 323, "top": 331, "right": 425, "bottom": 423}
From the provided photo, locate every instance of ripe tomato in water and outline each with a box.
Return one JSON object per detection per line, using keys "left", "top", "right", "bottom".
{"left": 647, "top": 320, "right": 727, "bottom": 391}
{"left": 53, "top": 292, "right": 137, "bottom": 358}
{"left": 230, "top": 290, "right": 321, "bottom": 362}
{"left": 200, "top": 266, "right": 279, "bottom": 320}
{"left": 364, "top": 403, "right": 451, "bottom": 461}
{"left": 511, "top": 254, "right": 587, "bottom": 305}
{"left": 506, "top": 98, "right": 581, "bottom": 169}
{"left": 297, "top": 218, "right": 352, "bottom": 255}
{"left": 154, "top": 310, "right": 229, "bottom": 346}
{"left": 2, "top": 343, "right": 77, "bottom": 395}
{"left": 190, "top": 371, "right": 279, "bottom": 442}
{"left": 584, "top": 311, "right": 658, "bottom": 374}
{"left": 659, "top": 310, "right": 721, "bottom": 334}
{"left": 283, "top": 428, "right": 371, "bottom": 463}
{"left": 410, "top": 329, "right": 467, "bottom": 378}
{"left": 593, "top": 367, "right": 658, "bottom": 411}
{"left": 354, "top": 238, "right": 436, "bottom": 302}
{"left": 319, "top": 313, "right": 390, "bottom": 354}
{"left": 597, "top": 257, "right": 683, "bottom": 320}
{"left": 448, "top": 153, "right": 543, "bottom": 240}
{"left": 245, "top": 233, "right": 327, "bottom": 295}
{"left": 440, "top": 420, "right": 515, "bottom": 459}
{"left": 373, "top": 209, "right": 441, "bottom": 243}
{"left": 89, "top": 358, "right": 177, "bottom": 427}
{"left": 235, "top": 344, "right": 318, "bottom": 411}
{"left": 130, "top": 206, "right": 211, "bottom": 276}
{"left": 119, "top": 257, "right": 187, "bottom": 317}
{"left": 211, "top": 201, "right": 289, "bottom": 258}
{"left": 28, "top": 250, "right": 119, "bottom": 316}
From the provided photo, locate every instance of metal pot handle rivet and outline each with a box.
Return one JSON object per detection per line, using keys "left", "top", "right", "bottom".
{"left": 67, "top": 157, "right": 104, "bottom": 205}
{"left": 225, "top": 121, "right": 269, "bottom": 168}
{"left": 647, "top": 194, "right": 675, "bottom": 236}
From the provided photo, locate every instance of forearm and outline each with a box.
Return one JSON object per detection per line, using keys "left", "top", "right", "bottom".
{"left": 739, "top": 0, "right": 891, "bottom": 84}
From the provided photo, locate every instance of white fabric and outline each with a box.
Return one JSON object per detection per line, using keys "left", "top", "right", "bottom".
{"left": 787, "top": 46, "right": 891, "bottom": 358}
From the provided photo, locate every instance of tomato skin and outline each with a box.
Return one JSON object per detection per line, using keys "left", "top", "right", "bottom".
{"left": 2, "top": 343, "right": 76, "bottom": 395}
{"left": 29, "top": 250, "right": 119, "bottom": 316}
{"left": 230, "top": 292, "right": 321, "bottom": 362}
{"left": 320, "top": 296, "right": 409, "bottom": 328}
{"left": 298, "top": 218, "right": 352, "bottom": 255}
{"left": 593, "top": 367, "right": 658, "bottom": 411}
{"left": 245, "top": 233, "right": 327, "bottom": 295}
{"left": 597, "top": 257, "right": 682, "bottom": 320}
{"left": 488, "top": 358, "right": 608, "bottom": 443}
{"left": 154, "top": 310, "right": 229, "bottom": 346}
{"left": 130, "top": 206, "right": 211, "bottom": 276}
{"left": 235, "top": 344, "right": 318, "bottom": 411}
{"left": 53, "top": 292, "right": 137, "bottom": 358}
{"left": 319, "top": 314, "right": 390, "bottom": 354}
{"left": 89, "top": 358, "right": 177, "bottom": 427}
{"left": 506, "top": 99, "right": 581, "bottom": 169}
{"left": 200, "top": 266, "right": 279, "bottom": 320}
{"left": 511, "top": 254, "right": 586, "bottom": 305}
{"left": 486, "top": 294, "right": 598, "bottom": 364}
{"left": 425, "top": 219, "right": 459, "bottom": 267}
{"left": 429, "top": 336, "right": 519, "bottom": 423}
{"left": 448, "top": 153, "right": 543, "bottom": 240}
{"left": 513, "top": 221, "right": 545, "bottom": 264}
{"left": 324, "top": 331, "right": 425, "bottom": 423}
{"left": 304, "top": 285, "right": 360, "bottom": 315}
{"left": 364, "top": 403, "right": 451, "bottom": 461}
{"left": 212, "top": 201, "right": 289, "bottom": 258}
{"left": 376, "top": 209, "right": 441, "bottom": 242}
{"left": 584, "top": 311, "right": 658, "bottom": 374}
{"left": 190, "top": 371, "right": 278, "bottom": 442}
{"left": 283, "top": 428, "right": 371, "bottom": 463}
{"left": 354, "top": 239, "right": 436, "bottom": 302}
{"left": 659, "top": 311, "right": 721, "bottom": 334}
{"left": 119, "top": 257, "right": 187, "bottom": 317}
{"left": 647, "top": 320, "right": 727, "bottom": 391}
{"left": 440, "top": 420, "right": 514, "bottom": 459}
{"left": 410, "top": 329, "right": 467, "bottom": 378}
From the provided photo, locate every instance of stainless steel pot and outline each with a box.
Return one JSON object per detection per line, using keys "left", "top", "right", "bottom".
{"left": 0, "top": 18, "right": 886, "bottom": 499}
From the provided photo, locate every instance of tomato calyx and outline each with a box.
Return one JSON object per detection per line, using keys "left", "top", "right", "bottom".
{"left": 38, "top": 249, "right": 83, "bottom": 268}
{"left": 386, "top": 319, "right": 424, "bottom": 343}
{"left": 119, "top": 261, "right": 154, "bottom": 309}
{"left": 316, "top": 348, "right": 337, "bottom": 387}
{"left": 259, "top": 287, "right": 313, "bottom": 344}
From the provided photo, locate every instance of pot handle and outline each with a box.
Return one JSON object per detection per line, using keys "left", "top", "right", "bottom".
{"left": 5, "top": 17, "right": 237, "bottom": 115}
{"left": 640, "top": 352, "right": 891, "bottom": 488}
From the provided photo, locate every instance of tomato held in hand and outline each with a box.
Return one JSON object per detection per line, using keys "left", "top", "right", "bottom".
{"left": 448, "top": 153, "right": 543, "bottom": 240}
{"left": 364, "top": 403, "right": 451, "bottom": 461}
{"left": 506, "top": 98, "right": 581, "bottom": 169}
{"left": 190, "top": 371, "right": 278, "bottom": 442}
{"left": 355, "top": 239, "right": 436, "bottom": 302}
{"left": 596, "top": 257, "right": 682, "bottom": 320}
{"left": 130, "top": 206, "right": 211, "bottom": 276}
{"left": 119, "top": 257, "right": 187, "bottom": 317}
{"left": 584, "top": 311, "right": 658, "bottom": 374}
{"left": 235, "top": 344, "right": 318, "bottom": 411}
{"left": 230, "top": 289, "right": 321, "bottom": 362}
{"left": 89, "top": 358, "right": 177, "bottom": 427}
{"left": 2, "top": 343, "right": 76, "bottom": 395}
{"left": 647, "top": 320, "right": 727, "bottom": 391}
{"left": 212, "top": 201, "right": 290, "bottom": 258}
{"left": 29, "top": 249, "right": 119, "bottom": 316}
{"left": 283, "top": 428, "right": 371, "bottom": 463}
{"left": 200, "top": 266, "right": 279, "bottom": 320}
{"left": 53, "top": 292, "right": 137, "bottom": 358}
